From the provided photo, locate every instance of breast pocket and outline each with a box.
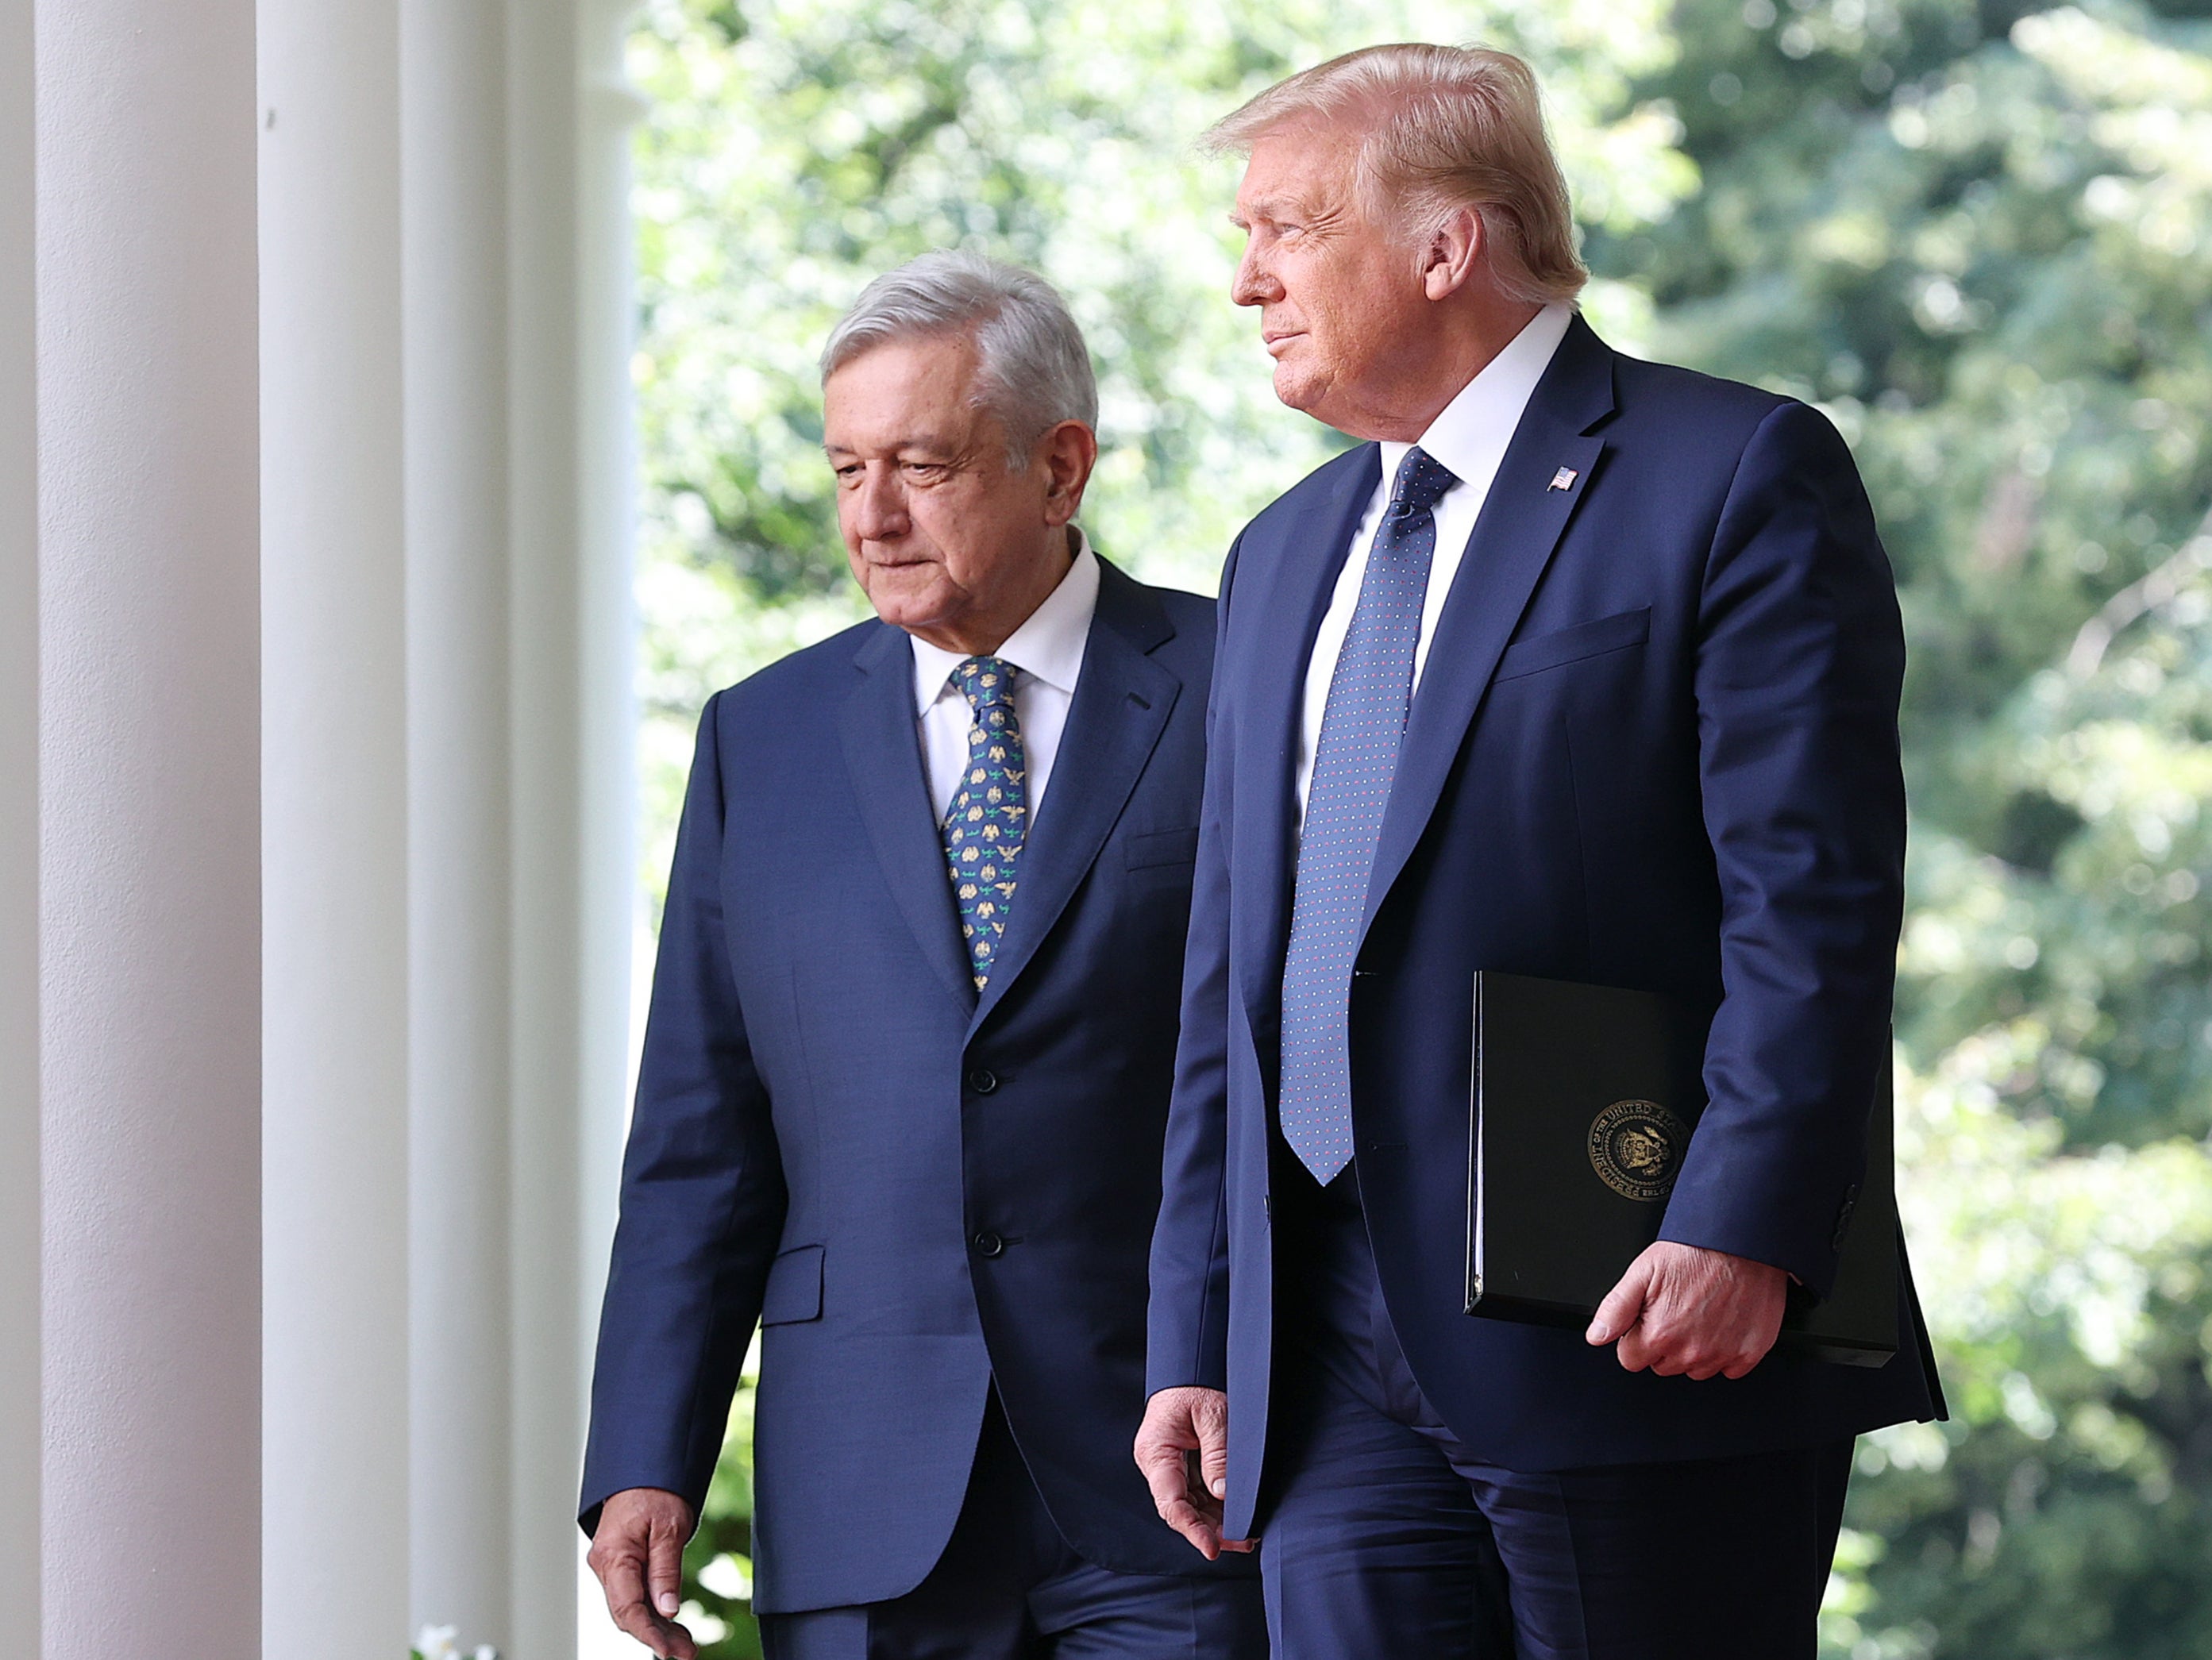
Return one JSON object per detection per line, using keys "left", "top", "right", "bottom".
{"left": 1123, "top": 826, "right": 1200, "bottom": 871}
{"left": 1493, "top": 607, "right": 1651, "bottom": 683}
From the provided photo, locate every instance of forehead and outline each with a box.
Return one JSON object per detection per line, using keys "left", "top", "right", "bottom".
{"left": 1232, "top": 120, "right": 1362, "bottom": 220}
{"left": 822, "top": 333, "right": 985, "bottom": 450}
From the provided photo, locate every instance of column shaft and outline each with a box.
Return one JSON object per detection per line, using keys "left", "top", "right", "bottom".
{"left": 506, "top": 3, "right": 591, "bottom": 1648}
{"left": 257, "top": 0, "right": 413, "bottom": 1651}
{"left": 402, "top": 0, "right": 517, "bottom": 1639}
{"left": 2, "top": 0, "right": 40, "bottom": 1634}
{"left": 35, "top": 0, "right": 264, "bottom": 1651}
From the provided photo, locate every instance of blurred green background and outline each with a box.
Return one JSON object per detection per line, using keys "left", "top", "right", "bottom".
{"left": 624, "top": 0, "right": 2212, "bottom": 1653}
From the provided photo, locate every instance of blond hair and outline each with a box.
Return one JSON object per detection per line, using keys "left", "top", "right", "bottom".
{"left": 1205, "top": 44, "right": 1586, "bottom": 307}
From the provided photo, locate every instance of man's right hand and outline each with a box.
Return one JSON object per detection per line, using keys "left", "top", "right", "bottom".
{"left": 585, "top": 1486, "right": 699, "bottom": 1659}
{"left": 1134, "top": 1385, "right": 1254, "bottom": 1561}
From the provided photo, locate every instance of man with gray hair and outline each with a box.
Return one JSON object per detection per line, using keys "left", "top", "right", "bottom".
{"left": 1139, "top": 44, "right": 1942, "bottom": 1658}
{"left": 581, "top": 252, "right": 1262, "bottom": 1659}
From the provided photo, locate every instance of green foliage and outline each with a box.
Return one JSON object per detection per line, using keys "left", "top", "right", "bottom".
{"left": 628, "top": 2, "right": 2212, "bottom": 1654}
{"left": 1632, "top": 2, "right": 2212, "bottom": 1653}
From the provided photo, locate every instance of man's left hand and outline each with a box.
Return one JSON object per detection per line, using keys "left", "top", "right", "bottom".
{"left": 1586, "top": 1241, "right": 1788, "bottom": 1380}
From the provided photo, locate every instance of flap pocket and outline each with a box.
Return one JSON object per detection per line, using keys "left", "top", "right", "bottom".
{"left": 1125, "top": 826, "right": 1200, "bottom": 869}
{"left": 1494, "top": 607, "right": 1651, "bottom": 683}
{"left": 759, "top": 1243, "right": 823, "bottom": 1326}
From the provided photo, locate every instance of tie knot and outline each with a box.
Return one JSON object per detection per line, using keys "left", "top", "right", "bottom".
{"left": 953, "top": 655, "right": 1017, "bottom": 712}
{"left": 1386, "top": 446, "right": 1459, "bottom": 521}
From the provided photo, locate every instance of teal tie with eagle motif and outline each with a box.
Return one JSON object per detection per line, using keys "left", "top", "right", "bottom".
{"left": 942, "top": 655, "right": 1028, "bottom": 992}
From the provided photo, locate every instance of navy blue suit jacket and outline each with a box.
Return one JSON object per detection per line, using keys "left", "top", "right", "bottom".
{"left": 583, "top": 557, "right": 1251, "bottom": 1612}
{"left": 1147, "top": 317, "right": 1942, "bottom": 1539}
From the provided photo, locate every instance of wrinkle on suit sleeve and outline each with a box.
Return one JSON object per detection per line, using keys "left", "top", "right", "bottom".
{"left": 1146, "top": 536, "right": 1243, "bottom": 1396}
{"left": 1657, "top": 401, "right": 1906, "bottom": 1295}
{"left": 580, "top": 688, "right": 789, "bottom": 1531}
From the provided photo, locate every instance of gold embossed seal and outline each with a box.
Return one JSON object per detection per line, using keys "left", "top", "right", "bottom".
{"left": 1587, "top": 1099, "right": 1690, "bottom": 1202}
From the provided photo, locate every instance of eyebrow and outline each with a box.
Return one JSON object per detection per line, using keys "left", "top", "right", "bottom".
{"left": 1233, "top": 187, "right": 1327, "bottom": 228}
{"left": 824, "top": 433, "right": 964, "bottom": 459}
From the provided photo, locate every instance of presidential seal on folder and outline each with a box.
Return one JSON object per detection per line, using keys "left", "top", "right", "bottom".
{"left": 1466, "top": 970, "right": 1901, "bottom": 1366}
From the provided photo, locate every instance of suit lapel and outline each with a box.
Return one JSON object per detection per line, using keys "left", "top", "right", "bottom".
{"left": 838, "top": 622, "right": 977, "bottom": 1017}
{"left": 970, "top": 557, "right": 1177, "bottom": 1030}
{"left": 1358, "top": 317, "right": 1618, "bottom": 939}
{"left": 1232, "top": 446, "right": 1380, "bottom": 1032}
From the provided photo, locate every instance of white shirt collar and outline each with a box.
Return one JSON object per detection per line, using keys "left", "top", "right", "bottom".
{"left": 911, "top": 530, "right": 1100, "bottom": 713}
{"left": 1378, "top": 302, "right": 1575, "bottom": 491}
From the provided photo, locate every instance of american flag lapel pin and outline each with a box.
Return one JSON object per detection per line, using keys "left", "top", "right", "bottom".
{"left": 1548, "top": 466, "right": 1579, "bottom": 491}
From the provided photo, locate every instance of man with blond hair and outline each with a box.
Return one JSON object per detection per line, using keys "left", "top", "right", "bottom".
{"left": 1135, "top": 44, "right": 1941, "bottom": 1658}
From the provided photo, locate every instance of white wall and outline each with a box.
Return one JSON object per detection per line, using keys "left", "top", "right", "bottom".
{"left": 1, "top": 0, "right": 41, "bottom": 1636}
{"left": 34, "top": 0, "right": 264, "bottom": 1653}
{"left": 257, "top": 0, "right": 413, "bottom": 1650}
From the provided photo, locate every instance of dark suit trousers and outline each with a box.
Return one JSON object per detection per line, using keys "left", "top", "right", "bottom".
{"left": 761, "top": 1392, "right": 1266, "bottom": 1660}
{"left": 1262, "top": 1174, "right": 1852, "bottom": 1660}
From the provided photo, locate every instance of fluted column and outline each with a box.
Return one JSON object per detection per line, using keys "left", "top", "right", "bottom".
{"left": 257, "top": 0, "right": 413, "bottom": 1652}
{"left": 33, "top": 0, "right": 264, "bottom": 1652}
{"left": 1, "top": 0, "right": 40, "bottom": 1634}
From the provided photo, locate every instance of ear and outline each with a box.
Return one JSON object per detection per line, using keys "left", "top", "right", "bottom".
{"left": 1038, "top": 420, "right": 1100, "bottom": 526}
{"left": 1420, "top": 206, "right": 1483, "bottom": 302}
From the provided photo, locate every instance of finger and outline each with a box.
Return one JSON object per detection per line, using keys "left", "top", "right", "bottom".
{"left": 1136, "top": 1438, "right": 1195, "bottom": 1516}
{"left": 1589, "top": 1256, "right": 1654, "bottom": 1346}
{"left": 1197, "top": 1419, "right": 1231, "bottom": 1502}
{"left": 1155, "top": 1492, "right": 1224, "bottom": 1560}
{"left": 1644, "top": 1334, "right": 1694, "bottom": 1377}
{"left": 1221, "top": 1535, "right": 1259, "bottom": 1554}
{"left": 648, "top": 1515, "right": 686, "bottom": 1621}
{"left": 1614, "top": 1320, "right": 1653, "bottom": 1372}
{"left": 1723, "top": 1335, "right": 1775, "bottom": 1380}
{"left": 608, "top": 1589, "right": 694, "bottom": 1660}
{"left": 596, "top": 1542, "right": 649, "bottom": 1622}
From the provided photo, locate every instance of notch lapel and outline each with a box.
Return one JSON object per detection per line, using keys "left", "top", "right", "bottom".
{"left": 838, "top": 623, "right": 977, "bottom": 1017}
{"left": 1358, "top": 318, "right": 1618, "bottom": 940}
{"left": 969, "top": 558, "right": 1177, "bottom": 1030}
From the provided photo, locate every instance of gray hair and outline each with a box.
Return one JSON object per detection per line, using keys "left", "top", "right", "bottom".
{"left": 819, "top": 251, "right": 1098, "bottom": 467}
{"left": 1205, "top": 44, "right": 1587, "bottom": 308}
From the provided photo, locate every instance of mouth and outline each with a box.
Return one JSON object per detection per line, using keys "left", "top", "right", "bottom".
{"left": 1262, "top": 329, "right": 1303, "bottom": 358}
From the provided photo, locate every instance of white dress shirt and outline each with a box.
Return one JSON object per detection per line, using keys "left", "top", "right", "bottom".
{"left": 911, "top": 532, "right": 1100, "bottom": 822}
{"left": 1294, "top": 302, "right": 1575, "bottom": 819}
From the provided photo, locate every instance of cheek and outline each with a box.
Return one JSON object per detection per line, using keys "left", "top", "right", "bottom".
{"left": 912, "top": 497, "right": 998, "bottom": 589}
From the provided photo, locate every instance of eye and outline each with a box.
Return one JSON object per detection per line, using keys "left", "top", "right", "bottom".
{"left": 901, "top": 460, "right": 949, "bottom": 481}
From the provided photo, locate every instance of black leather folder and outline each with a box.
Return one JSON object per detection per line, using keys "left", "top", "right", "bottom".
{"left": 1466, "top": 971, "right": 1899, "bottom": 1366}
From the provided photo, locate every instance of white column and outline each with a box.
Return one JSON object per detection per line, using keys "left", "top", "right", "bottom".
{"left": 257, "top": 0, "right": 413, "bottom": 1654}
{"left": 35, "top": 0, "right": 264, "bottom": 1652}
{"left": 398, "top": 2, "right": 639, "bottom": 1650}
{"left": 403, "top": 0, "right": 517, "bottom": 1641}
{"left": 1, "top": 0, "right": 40, "bottom": 1636}
{"left": 503, "top": 2, "right": 638, "bottom": 1650}
{"left": 573, "top": 0, "right": 645, "bottom": 1539}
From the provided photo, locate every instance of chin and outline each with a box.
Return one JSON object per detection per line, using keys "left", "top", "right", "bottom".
{"left": 862, "top": 572, "right": 950, "bottom": 632}
{"left": 1272, "top": 364, "right": 1324, "bottom": 414}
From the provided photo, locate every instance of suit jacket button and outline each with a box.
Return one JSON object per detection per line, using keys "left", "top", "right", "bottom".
{"left": 972, "top": 1231, "right": 1005, "bottom": 1258}
{"left": 968, "top": 1067, "right": 999, "bottom": 1096}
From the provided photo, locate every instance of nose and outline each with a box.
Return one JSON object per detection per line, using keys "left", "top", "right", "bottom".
{"left": 1231, "top": 242, "right": 1280, "bottom": 308}
{"left": 851, "top": 463, "right": 909, "bottom": 544}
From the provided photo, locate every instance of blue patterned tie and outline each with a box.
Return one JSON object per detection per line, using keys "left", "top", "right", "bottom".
{"left": 942, "top": 656, "right": 1028, "bottom": 992}
{"left": 1278, "top": 447, "right": 1460, "bottom": 1184}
